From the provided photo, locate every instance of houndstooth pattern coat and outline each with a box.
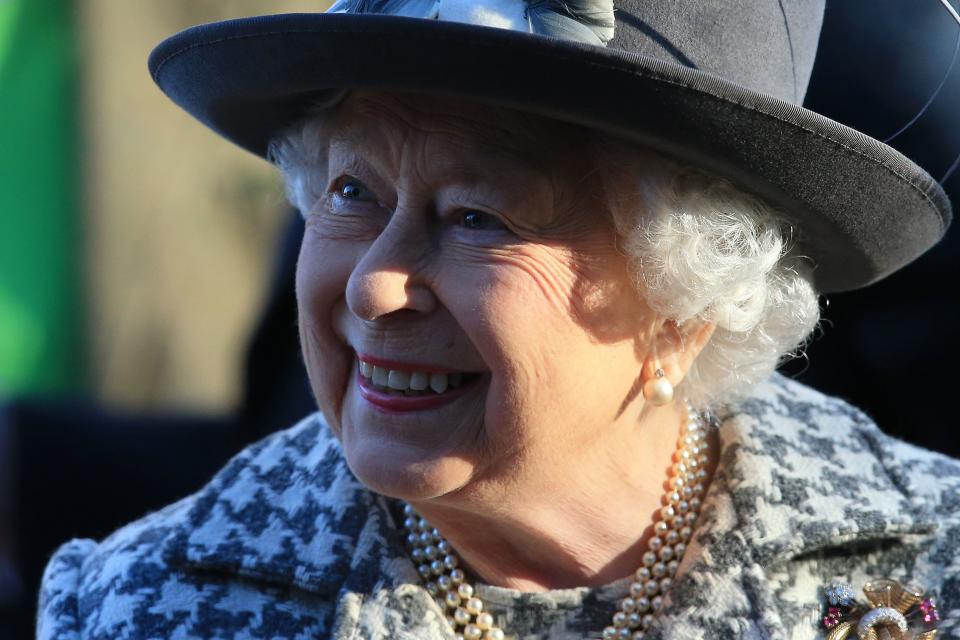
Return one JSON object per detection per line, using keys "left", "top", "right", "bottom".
{"left": 36, "top": 372, "right": 960, "bottom": 639}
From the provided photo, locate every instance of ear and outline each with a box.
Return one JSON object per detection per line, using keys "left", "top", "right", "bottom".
{"left": 642, "top": 318, "right": 716, "bottom": 387}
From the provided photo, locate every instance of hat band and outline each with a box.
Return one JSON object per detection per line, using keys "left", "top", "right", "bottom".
{"left": 325, "top": 0, "right": 615, "bottom": 45}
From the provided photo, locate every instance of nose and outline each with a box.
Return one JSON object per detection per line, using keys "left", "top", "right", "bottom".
{"left": 345, "top": 215, "right": 437, "bottom": 322}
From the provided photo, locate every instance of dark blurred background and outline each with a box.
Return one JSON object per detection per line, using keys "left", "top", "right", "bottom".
{"left": 780, "top": 0, "right": 960, "bottom": 454}
{"left": 1, "top": 1, "right": 958, "bottom": 638}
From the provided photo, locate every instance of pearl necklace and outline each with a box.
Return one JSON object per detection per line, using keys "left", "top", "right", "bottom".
{"left": 400, "top": 401, "right": 712, "bottom": 640}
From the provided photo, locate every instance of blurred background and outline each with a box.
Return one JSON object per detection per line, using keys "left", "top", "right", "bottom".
{"left": 0, "top": 1, "right": 958, "bottom": 638}
{"left": 0, "top": 3, "right": 323, "bottom": 638}
{"left": 1, "top": 1, "right": 326, "bottom": 410}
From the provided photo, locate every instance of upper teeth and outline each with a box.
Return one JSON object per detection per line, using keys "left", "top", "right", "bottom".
{"left": 359, "top": 360, "right": 463, "bottom": 393}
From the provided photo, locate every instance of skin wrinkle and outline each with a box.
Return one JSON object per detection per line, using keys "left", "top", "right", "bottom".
{"left": 299, "top": 308, "right": 347, "bottom": 432}
{"left": 351, "top": 92, "right": 556, "bottom": 164}
{"left": 307, "top": 197, "right": 382, "bottom": 242}
{"left": 293, "top": 88, "right": 717, "bottom": 591}
{"left": 323, "top": 123, "right": 619, "bottom": 330}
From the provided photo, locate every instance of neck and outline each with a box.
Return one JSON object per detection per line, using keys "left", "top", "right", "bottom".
{"left": 408, "top": 401, "right": 718, "bottom": 592}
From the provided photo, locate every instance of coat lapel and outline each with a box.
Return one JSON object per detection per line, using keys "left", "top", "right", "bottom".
{"left": 160, "top": 415, "right": 372, "bottom": 597}
{"left": 159, "top": 414, "right": 454, "bottom": 639}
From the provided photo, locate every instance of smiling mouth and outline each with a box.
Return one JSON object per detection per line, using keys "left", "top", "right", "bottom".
{"left": 357, "top": 357, "right": 482, "bottom": 396}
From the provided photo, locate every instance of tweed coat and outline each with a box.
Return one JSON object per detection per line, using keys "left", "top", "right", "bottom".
{"left": 36, "top": 372, "right": 960, "bottom": 639}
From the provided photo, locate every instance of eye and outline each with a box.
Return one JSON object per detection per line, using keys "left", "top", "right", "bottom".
{"left": 335, "top": 177, "right": 377, "bottom": 202}
{"left": 459, "top": 210, "right": 508, "bottom": 231}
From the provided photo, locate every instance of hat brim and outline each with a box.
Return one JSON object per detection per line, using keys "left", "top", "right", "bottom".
{"left": 149, "top": 12, "right": 951, "bottom": 294}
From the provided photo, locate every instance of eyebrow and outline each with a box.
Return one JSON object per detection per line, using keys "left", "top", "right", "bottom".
{"left": 327, "top": 123, "right": 552, "bottom": 188}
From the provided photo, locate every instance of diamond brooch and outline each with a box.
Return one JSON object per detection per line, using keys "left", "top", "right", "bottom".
{"left": 821, "top": 578, "right": 941, "bottom": 639}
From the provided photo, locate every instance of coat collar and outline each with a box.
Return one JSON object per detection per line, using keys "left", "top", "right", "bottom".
{"left": 161, "top": 416, "right": 389, "bottom": 597}
{"left": 160, "top": 373, "right": 939, "bottom": 634}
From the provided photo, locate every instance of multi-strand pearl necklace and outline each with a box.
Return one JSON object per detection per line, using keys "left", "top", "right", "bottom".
{"left": 401, "top": 401, "right": 713, "bottom": 640}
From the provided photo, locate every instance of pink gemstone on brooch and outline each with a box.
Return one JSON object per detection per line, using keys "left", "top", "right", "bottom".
{"left": 920, "top": 597, "right": 940, "bottom": 623}
{"left": 822, "top": 606, "right": 843, "bottom": 629}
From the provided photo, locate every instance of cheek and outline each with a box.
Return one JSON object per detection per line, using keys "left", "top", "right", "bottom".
{"left": 296, "top": 228, "right": 343, "bottom": 325}
{"left": 444, "top": 245, "right": 588, "bottom": 403}
{"left": 456, "top": 239, "right": 639, "bottom": 350}
{"left": 444, "top": 242, "right": 581, "bottom": 322}
{"left": 295, "top": 225, "right": 361, "bottom": 426}
{"left": 443, "top": 243, "right": 647, "bottom": 436}
{"left": 567, "top": 248, "right": 651, "bottom": 344}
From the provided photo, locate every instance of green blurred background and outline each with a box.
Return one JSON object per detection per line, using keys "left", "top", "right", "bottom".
{"left": 0, "top": 0, "right": 322, "bottom": 410}
{"left": 0, "top": 0, "right": 82, "bottom": 396}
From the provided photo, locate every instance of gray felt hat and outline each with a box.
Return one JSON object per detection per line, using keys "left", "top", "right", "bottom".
{"left": 148, "top": 0, "right": 952, "bottom": 294}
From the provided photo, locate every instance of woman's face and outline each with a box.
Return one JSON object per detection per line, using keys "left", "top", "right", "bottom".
{"left": 295, "top": 89, "right": 660, "bottom": 502}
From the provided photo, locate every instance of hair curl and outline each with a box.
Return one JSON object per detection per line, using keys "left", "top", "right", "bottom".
{"left": 587, "top": 137, "right": 822, "bottom": 410}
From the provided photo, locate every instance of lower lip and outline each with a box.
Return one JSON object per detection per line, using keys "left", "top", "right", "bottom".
{"left": 356, "top": 369, "right": 481, "bottom": 413}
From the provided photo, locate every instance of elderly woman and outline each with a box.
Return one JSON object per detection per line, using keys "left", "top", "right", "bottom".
{"left": 37, "top": 1, "right": 960, "bottom": 639}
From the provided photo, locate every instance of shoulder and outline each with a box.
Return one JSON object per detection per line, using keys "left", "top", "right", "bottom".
{"left": 36, "top": 412, "right": 362, "bottom": 640}
{"left": 36, "top": 538, "right": 98, "bottom": 640}
{"left": 742, "top": 375, "right": 960, "bottom": 609}
{"left": 759, "top": 372, "right": 960, "bottom": 513}
{"left": 36, "top": 490, "right": 201, "bottom": 640}
{"left": 736, "top": 372, "right": 960, "bottom": 517}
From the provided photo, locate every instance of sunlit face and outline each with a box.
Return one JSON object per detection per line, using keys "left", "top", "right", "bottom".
{"left": 295, "top": 89, "right": 659, "bottom": 503}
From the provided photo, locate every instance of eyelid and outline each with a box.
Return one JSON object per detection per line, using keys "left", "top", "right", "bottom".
{"left": 326, "top": 155, "right": 386, "bottom": 197}
{"left": 328, "top": 174, "right": 388, "bottom": 212}
{"left": 446, "top": 196, "right": 514, "bottom": 228}
{"left": 332, "top": 175, "right": 372, "bottom": 198}
{"left": 445, "top": 191, "right": 504, "bottom": 219}
{"left": 448, "top": 209, "right": 521, "bottom": 242}
{"left": 460, "top": 210, "right": 508, "bottom": 230}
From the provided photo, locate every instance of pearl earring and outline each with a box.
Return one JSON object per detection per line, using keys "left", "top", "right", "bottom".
{"left": 643, "top": 368, "right": 674, "bottom": 406}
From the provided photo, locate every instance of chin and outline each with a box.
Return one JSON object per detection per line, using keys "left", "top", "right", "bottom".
{"left": 333, "top": 371, "right": 490, "bottom": 501}
{"left": 342, "top": 436, "right": 476, "bottom": 502}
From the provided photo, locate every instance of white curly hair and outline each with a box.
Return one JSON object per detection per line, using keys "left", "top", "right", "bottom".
{"left": 267, "top": 91, "right": 822, "bottom": 412}
{"left": 585, "top": 137, "right": 821, "bottom": 410}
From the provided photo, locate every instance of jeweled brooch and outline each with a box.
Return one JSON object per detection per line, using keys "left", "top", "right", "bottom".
{"left": 821, "top": 578, "right": 941, "bottom": 639}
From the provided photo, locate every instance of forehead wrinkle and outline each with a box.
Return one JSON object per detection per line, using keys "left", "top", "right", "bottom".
{"left": 336, "top": 91, "right": 557, "bottom": 171}
{"left": 328, "top": 123, "right": 398, "bottom": 183}
{"left": 422, "top": 131, "right": 549, "bottom": 183}
{"left": 349, "top": 89, "right": 549, "bottom": 154}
